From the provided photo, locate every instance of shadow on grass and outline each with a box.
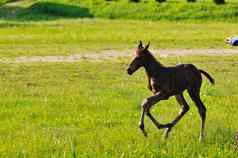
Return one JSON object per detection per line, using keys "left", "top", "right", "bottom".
{"left": 0, "top": 2, "right": 93, "bottom": 21}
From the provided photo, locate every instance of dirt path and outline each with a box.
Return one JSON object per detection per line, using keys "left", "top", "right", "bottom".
{"left": 0, "top": 48, "right": 238, "bottom": 63}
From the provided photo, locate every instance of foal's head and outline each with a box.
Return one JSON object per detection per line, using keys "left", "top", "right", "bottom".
{"left": 127, "top": 41, "right": 151, "bottom": 75}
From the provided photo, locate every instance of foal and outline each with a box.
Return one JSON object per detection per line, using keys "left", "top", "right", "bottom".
{"left": 127, "top": 41, "right": 215, "bottom": 142}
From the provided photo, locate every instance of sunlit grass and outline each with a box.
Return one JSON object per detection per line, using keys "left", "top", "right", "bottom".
{"left": 1, "top": 0, "right": 238, "bottom": 21}
{"left": 0, "top": 56, "right": 237, "bottom": 157}
{"left": 0, "top": 19, "right": 238, "bottom": 57}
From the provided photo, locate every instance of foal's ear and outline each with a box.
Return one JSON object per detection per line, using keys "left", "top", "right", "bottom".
{"left": 144, "top": 41, "right": 150, "bottom": 50}
{"left": 138, "top": 40, "right": 143, "bottom": 49}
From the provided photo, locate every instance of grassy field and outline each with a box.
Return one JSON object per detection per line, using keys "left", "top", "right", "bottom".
{"left": 0, "top": 19, "right": 238, "bottom": 57}
{"left": 0, "top": 56, "right": 238, "bottom": 157}
{"left": 0, "top": 0, "right": 238, "bottom": 157}
{"left": 0, "top": 0, "right": 238, "bottom": 58}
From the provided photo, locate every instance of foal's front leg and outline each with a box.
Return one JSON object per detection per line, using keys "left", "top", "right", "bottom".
{"left": 139, "top": 93, "right": 168, "bottom": 137}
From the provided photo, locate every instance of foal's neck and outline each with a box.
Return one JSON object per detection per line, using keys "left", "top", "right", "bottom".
{"left": 144, "top": 53, "right": 163, "bottom": 78}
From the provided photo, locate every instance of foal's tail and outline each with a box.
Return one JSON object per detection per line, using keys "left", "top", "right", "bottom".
{"left": 199, "top": 69, "right": 215, "bottom": 84}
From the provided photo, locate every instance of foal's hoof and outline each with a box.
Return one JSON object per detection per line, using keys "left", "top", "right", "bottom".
{"left": 139, "top": 123, "right": 144, "bottom": 130}
{"left": 163, "top": 129, "right": 171, "bottom": 140}
{"left": 163, "top": 124, "right": 173, "bottom": 139}
{"left": 139, "top": 123, "right": 148, "bottom": 137}
{"left": 141, "top": 130, "right": 148, "bottom": 137}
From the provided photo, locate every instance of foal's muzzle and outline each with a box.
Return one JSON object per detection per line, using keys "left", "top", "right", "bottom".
{"left": 127, "top": 68, "right": 133, "bottom": 75}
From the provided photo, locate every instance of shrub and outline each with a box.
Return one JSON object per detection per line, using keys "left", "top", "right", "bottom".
{"left": 187, "top": 0, "right": 196, "bottom": 2}
{"left": 213, "top": 0, "right": 225, "bottom": 5}
{"left": 25, "top": 2, "right": 93, "bottom": 18}
{"left": 129, "top": 0, "right": 140, "bottom": 2}
{"left": 155, "top": 0, "right": 166, "bottom": 3}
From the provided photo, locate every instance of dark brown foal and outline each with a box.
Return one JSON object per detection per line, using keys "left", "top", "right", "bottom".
{"left": 127, "top": 41, "right": 215, "bottom": 142}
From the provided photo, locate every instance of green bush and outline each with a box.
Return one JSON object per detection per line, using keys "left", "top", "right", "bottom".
{"left": 25, "top": 2, "right": 93, "bottom": 18}
{"left": 187, "top": 0, "right": 196, "bottom": 2}
{"left": 213, "top": 0, "right": 225, "bottom": 4}
{"left": 155, "top": 0, "right": 166, "bottom": 2}
{"left": 129, "top": 0, "right": 140, "bottom": 2}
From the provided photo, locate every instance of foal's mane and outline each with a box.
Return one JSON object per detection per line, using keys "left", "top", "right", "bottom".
{"left": 144, "top": 50, "right": 164, "bottom": 68}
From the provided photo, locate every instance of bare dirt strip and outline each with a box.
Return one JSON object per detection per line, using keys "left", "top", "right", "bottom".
{"left": 0, "top": 49, "right": 238, "bottom": 63}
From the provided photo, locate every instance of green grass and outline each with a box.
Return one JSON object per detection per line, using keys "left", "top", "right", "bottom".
{"left": 0, "top": 19, "right": 238, "bottom": 57}
{"left": 1, "top": 1, "right": 238, "bottom": 157}
{"left": 85, "top": 0, "right": 238, "bottom": 21}
{"left": 0, "top": 56, "right": 238, "bottom": 157}
{"left": 0, "top": 0, "right": 238, "bottom": 58}
{"left": 1, "top": 0, "right": 238, "bottom": 21}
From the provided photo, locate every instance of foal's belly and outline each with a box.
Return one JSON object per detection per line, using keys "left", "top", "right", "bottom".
{"left": 151, "top": 77, "right": 188, "bottom": 95}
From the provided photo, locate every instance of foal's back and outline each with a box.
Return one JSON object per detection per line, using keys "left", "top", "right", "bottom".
{"left": 153, "top": 64, "right": 202, "bottom": 95}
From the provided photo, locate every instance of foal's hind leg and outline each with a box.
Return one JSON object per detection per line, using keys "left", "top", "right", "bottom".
{"left": 164, "top": 93, "right": 190, "bottom": 139}
{"left": 188, "top": 89, "right": 206, "bottom": 142}
{"left": 139, "top": 93, "right": 168, "bottom": 137}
